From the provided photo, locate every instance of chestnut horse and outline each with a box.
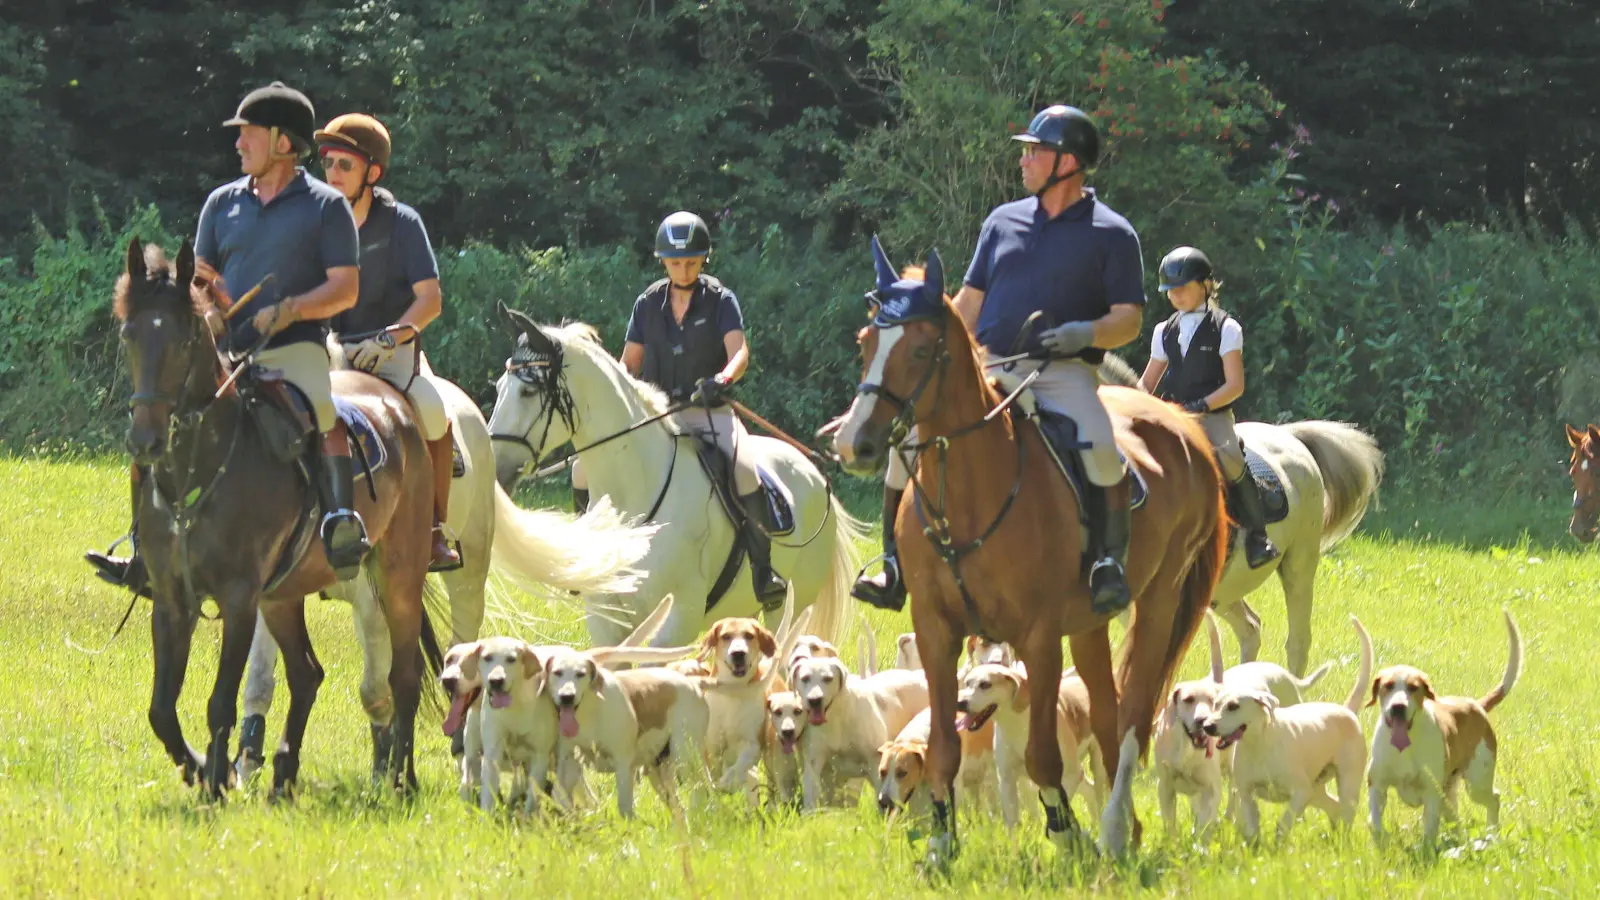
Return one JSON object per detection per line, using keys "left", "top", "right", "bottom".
{"left": 829, "top": 240, "right": 1227, "bottom": 857}
{"left": 115, "top": 238, "right": 438, "bottom": 798}
{"left": 1566, "top": 424, "right": 1600, "bottom": 540}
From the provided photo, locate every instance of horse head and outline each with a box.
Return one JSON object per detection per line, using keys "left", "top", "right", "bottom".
{"left": 489, "top": 302, "right": 577, "bottom": 489}
{"left": 827, "top": 235, "right": 949, "bottom": 476}
{"left": 1566, "top": 423, "right": 1600, "bottom": 541}
{"left": 115, "top": 235, "right": 211, "bottom": 464}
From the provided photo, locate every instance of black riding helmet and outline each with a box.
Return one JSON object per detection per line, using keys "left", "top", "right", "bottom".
{"left": 224, "top": 81, "right": 316, "bottom": 158}
{"left": 1157, "top": 246, "right": 1214, "bottom": 291}
{"left": 654, "top": 211, "right": 712, "bottom": 259}
{"left": 1012, "top": 105, "right": 1101, "bottom": 170}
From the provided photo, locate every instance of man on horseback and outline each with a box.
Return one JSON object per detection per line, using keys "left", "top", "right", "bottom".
{"left": 569, "top": 211, "right": 788, "bottom": 607}
{"left": 853, "top": 105, "right": 1145, "bottom": 615}
{"left": 86, "top": 81, "right": 371, "bottom": 590}
{"left": 314, "top": 112, "right": 461, "bottom": 571}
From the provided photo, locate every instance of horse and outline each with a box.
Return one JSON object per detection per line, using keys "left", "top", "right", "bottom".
{"left": 234, "top": 359, "right": 658, "bottom": 783}
{"left": 487, "top": 307, "right": 867, "bottom": 648}
{"left": 1096, "top": 365, "right": 1384, "bottom": 674}
{"left": 113, "top": 237, "right": 448, "bottom": 797}
{"left": 1566, "top": 424, "right": 1600, "bottom": 541}
{"left": 828, "top": 240, "right": 1228, "bottom": 858}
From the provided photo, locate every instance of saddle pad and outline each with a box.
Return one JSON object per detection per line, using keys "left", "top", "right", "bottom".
{"left": 1244, "top": 445, "right": 1289, "bottom": 525}
{"left": 1032, "top": 412, "right": 1149, "bottom": 514}
{"left": 332, "top": 397, "right": 388, "bottom": 477}
{"left": 692, "top": 438, "right": 796, "bottom": 538}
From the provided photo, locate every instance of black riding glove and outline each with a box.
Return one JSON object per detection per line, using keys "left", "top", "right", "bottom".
{"left": 691, "top": 374, "right": 731, "bottom": 407}
{"left": 1181, "top": 398, "right": 1210, "bottom": 414}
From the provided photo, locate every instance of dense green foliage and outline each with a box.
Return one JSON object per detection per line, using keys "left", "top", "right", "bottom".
{"left": 1, "top": 0, "right": 1595, "bottom": 492}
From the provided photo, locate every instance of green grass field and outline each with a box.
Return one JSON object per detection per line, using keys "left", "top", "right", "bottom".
{"left": 2, "top": 455, "right": 1597, "bottom": 897}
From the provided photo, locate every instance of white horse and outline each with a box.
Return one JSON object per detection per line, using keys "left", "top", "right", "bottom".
{"left": 488, "top": 310, "right": 866, "bottom": 648}
{"left": 238, "top": 358, "right": 657, "bottom": 781}
{"left": 1092, "top": 356, "right": 1384, "bottom": 676}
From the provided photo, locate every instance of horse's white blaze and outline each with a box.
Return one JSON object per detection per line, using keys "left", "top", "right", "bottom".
{"left": 832, "top": 325, "right": 903, "bottom": 464}
{"left": 1584, "top": 459, "right": 1590, "bottom": 472}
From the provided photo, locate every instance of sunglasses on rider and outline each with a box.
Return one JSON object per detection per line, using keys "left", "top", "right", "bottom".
{"left": 320, "top": 155, "right": 361, "bottom": 174}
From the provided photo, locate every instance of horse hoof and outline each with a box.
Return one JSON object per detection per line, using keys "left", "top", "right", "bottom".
{"left": 923, "top": 832, "right": 959, "bottom": 873}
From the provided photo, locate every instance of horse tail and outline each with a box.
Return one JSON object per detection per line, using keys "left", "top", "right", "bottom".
{"left": 416, "top": 577, "right": 448, "bottom": 718}
{"left": 809, "top": 495, "right": 869, "bottom": 645}
{"left": 1142, "top": 477, "right": 1230, "bottom": 739}
{"left": 1282, "top": 421, "right": 1385, "bottom": 550}
{"left": 489, "top": 485, "right": 660, "bottom": 595}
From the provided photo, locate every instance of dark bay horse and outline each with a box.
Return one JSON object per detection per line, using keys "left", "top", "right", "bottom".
{"left": 115, "top": 238, "right": 439, "bottom": 798}
{"left": 828, "top": 240, "right": 1227, "bottom": 857}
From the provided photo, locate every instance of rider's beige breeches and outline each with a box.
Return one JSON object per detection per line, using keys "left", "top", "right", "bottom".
{"left": 885, "top": 359, "right": 1125, "bottom": 491}
{"left": 1200, "top": 410, "right": 1245, "bottom": 481}
{"left": 368, "top": 343, "right": 449, "bottom": 441}
{"left": 257, "top": 341, "right": 335, "bottom": 434}
{"left": 571, "top": 404, "right": 758, "bottom": 496}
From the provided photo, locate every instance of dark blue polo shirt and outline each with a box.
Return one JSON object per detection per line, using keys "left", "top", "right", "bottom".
{"left": 194, "top": 169, "right": 360, "bottom": 352}
{"left": 624, "top": 275, "right": 745, "bottom": 401}
{"left": 338, "top": 187, "right": 440, "bottom": 335}
{"left": 966, "top": 189, "right": 1145, "bottom": 360}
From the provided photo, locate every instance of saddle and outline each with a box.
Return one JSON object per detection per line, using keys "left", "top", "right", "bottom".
{"left": 691, "top": 438, "right": 796, "bottom": 538}
{"left": 1243, "top": 446, "right": 1290, "bottom": 524}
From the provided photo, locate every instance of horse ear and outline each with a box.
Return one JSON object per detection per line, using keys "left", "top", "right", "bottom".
{"left": 1587, "top": 424, "right": 1600, "bottom": 448}
{"left": 126, "top": 236, "right": 146, "bottom": 280}
{"left": 1568, "top": 424, "right": 1586, "bottom": 449}
{"left": 923, "top": 248, "right": 945, "bottom": 302}
{"left": 175, "top": 240, "right": 195, "bottom": 288}
{"left": 872, "top": 234, "right": 897, "bottom": 292}
{"left": 498, "top": 300, "right": 536, "bottom": 339}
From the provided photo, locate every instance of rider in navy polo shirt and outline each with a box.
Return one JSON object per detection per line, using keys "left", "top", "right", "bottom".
{"left": 855, "top": 105, "right": 1145, "bottom": 615}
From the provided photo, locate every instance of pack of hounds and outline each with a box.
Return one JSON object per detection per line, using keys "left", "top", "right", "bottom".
{"left": 441, "top": 590, "right": 1521, "bottom": 847}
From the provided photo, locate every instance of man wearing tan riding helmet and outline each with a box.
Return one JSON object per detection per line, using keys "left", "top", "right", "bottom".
{"left": 315, "top": 112, "right": 461, "bottom": 571}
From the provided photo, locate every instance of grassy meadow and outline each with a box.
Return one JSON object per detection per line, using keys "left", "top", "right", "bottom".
{"left": 2, "top": 454, "right": 1597, "bottom": 897}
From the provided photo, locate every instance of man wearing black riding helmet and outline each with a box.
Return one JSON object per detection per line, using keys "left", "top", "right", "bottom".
{"left": 316, "top": 112, "right": 461, "bottom": 571}
{"left": 568, "top": 211, "right": 788, "bottom": 608}
{"left": 854, "top": 105, "right": 1146, "bottom": 616}
{"left": 85, "top": 81, "right": 369, "bottom": 594}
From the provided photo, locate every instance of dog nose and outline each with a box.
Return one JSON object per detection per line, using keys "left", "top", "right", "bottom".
{"left": 807, "top": 697, "right": 823, "bottom": 710}
{"left": 956, "top": 697, "right": 969, "bottom": 713}
{"left": 730, "top": 649, "right": 747, "bottom": 664}
{"left": 1387, "top": 704, "right": 1407, "bottom": 719}
{"left": 877, "top": 795, "right": 895, "bottom": 814}
{"left": 440, "top": 676, "right": 459, "bottom": 695}
{"left": 780, "top": 726, "right": 796, "bottom": 739}
{"left": 487, "top": 674, "right": 506, "bottom": 689}
{"left": 1203, "top": 721, "right": 1219, "bottom": 736}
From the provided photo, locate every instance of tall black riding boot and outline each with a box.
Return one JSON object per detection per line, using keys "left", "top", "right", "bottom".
{"left": 851, "top": 487, "right": 908, "bottom": 612}
{"left": 316, "top": 422, "right": 371, "bottom": 581}
{"left": 1230, "top": 469, "right": 1280, "bottom": 569}
{"left": 739, "top": 490, "right": 789, "bottom": 610}
{"left": 1082, "top": 479, "right": 1132, "bottom": 615}
{"left": 84, "top": 463, "right": 152, "bottom": 599}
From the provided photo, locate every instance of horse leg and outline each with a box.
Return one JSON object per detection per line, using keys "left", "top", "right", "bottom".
{"left": 1277, "top": 547, "right": 1319, "bottom": 676}
{"left": 585, "top": 597, "right": 634, "bottom": 648}
{"left": 148, "top": 601, "right": 204, "bottom": 784}
{"left": 237, "top": 612, "right": 278, "bottom": 783}
{"left": 374, "top": 555, "right": 426, "bottom": 794}
{"left": 911, "top": 606, "right": 964, "bottom": 866}
{"left": 1017, "top": 635, "right": 1083, "bottom": 851}
{"left": 1068, "top": 626, "right": 1124, "bottom": 853}
{"left": 441, "top": 564, "right": 486, "bottom": 647}
{"left": 202, "top": 583, "right": 261, "bottom": 798}
{"left": 259, "top": 597, "right": 323, "bottom": 800}
{"left": 347, "top": 571, "right": 396, "bottom": 786}
{"left": 1217, "top": 598, "right": 1262, "bottom": 666}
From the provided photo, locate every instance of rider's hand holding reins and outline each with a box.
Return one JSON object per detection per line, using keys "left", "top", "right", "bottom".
{"left": 692, "top": 373, "right": 732, "bottom": 407}
{"left": 251, "top": 298, "right": 301, "bottom": 339}
{"left": 349, "top": 331, "right": 398, "bottom": 372}
{"left": 1038, "top": 320, "right": 1097, "bottom": 358}
{"left": 1181, "top": 398, "right": 1210, "bottom": 414}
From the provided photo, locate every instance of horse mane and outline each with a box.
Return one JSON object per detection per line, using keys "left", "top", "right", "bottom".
{"left": 113, "top": 243, "right": 213, "bottom": 322}
{"left": 544, "top": 320, "right": 672, "bottom": 415}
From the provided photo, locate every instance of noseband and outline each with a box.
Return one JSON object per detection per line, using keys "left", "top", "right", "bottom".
{"left": 490, "top": 346, "right": 566, "bottom": 469}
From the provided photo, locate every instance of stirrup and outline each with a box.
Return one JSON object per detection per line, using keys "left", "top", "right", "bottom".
{"left": 1088, "top": 556, "right": 1130, "bottom": 615}
{"left": 851, "top": 553, "right": 907, "bottom": 612}
{"left": 321, "top": 509, "right": 370, "bottom": 579}
{"left": 1244, "top": 532, "right": 1279, "bottom": 569}
{"left": 429, "top": 526, "right": 464, "bottom": 573}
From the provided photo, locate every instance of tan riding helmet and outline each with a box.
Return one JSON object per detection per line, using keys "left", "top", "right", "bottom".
{"left": 314, "top": 113, "right": 392, "bottom": 173}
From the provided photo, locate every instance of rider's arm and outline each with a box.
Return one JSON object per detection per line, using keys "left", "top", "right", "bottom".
{"left": 1092, "top": 303, "right": 1143, "bottom": 349}
{"left": 1201, "top": 349, "right": 1246, "bottom": 410}
{"left": 1092, "top": 224, "right": 1146, "bottom": 350}
{"left": 620, "top": 341, "right": 645, "bottom": 377}
{"left": 392, "top": 208, "right": 442, "bottom": 337}
{"left": 720, "top": 330, "right": 750, "bottom": 383}
{"left": 284, "top": 266, "right": 359, "bottom": 321}
{"left": 395, "top": 278, "right": 442, "bottom": 337}
{"left": 952, "top": 285, "right": 985, "bottom": 332}
{"left": 1137, "top": 320, "right": 1169, "bottom": 394}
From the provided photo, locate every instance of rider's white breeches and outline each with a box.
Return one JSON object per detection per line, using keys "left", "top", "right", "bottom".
{"left": 369, "top": 344, "right": 449, "bottom": 441}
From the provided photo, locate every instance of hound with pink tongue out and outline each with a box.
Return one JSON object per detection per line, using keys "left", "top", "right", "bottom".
{"left": 1153, "top": 611, "right": 1336, "bottom": 840}
{"left": 789, "top": 656, "right": 927, "bottom": 810}
{"left": 541, "top": 647, "right": 711, "bottom": 820}
{"left": 1366, "top": 610, "right": 1521, "bottom": 846}
{"left": 1199, "top": 616, "right": 1373, "bottom": 844}
{"left": 955, "top": 663, "right": 1104, "bottom": 831}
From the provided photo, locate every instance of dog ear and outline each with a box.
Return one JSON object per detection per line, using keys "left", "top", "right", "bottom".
{"left": 517, "top": 644, "right": 540, "bottom": 680}
{"left": 1253, "top": 691, "right": 1278, "bottom": 715}
{"left": 458, "top": 642, "right": 483, "bottom": 681}
{"left": 964, "top": 634, "right": 979, "bottom": 660}
{"left": 756, "top": 625, "right": 778, "bottom": 659}
{"left": 1366, "top": 678, "right": 1381, "bottom": 708}
{"left": 1417, "top": 674, "right": 1436, "bottom": 700}
{"left": 699, "top": 623, "right": 722, "bottom": 676}
{"left": 1006, "top": 670, "right": 1031, "bottom": 712}
{"left": 587, "top": 658, "right": 609, "bottom": 697}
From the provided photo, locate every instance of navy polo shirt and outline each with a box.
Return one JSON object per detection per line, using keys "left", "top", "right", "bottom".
{"left": 624, "top": 275, "right": 745, "bottom": 400}
{"left": 194, "top": 169, "right": 360, "bottom": 352}
{"left": 966, "top": 189, "right": 1145, "bottom": 360}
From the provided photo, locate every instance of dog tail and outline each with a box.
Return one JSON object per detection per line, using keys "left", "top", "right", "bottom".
{"left": 857, "top": 616, "right": 879, "bottom": 677}
{"left": 1203, "top": 610, "right": 1225, "bottom": 684}
{"left": 1296, "top": 660, "right": 1334, "bottom": 694}
{"left": 1343, "top": 615, "right": 1373, "bottom": 714}
{"left": 1481, "top": 610, "right": 1522, "bottom": 712}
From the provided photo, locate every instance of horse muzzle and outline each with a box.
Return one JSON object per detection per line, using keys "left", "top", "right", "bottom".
{"left": 1570, "top": 514, "right": 1598, "bottom": 543}
{"left": 126, "top": 425, "right": 168, "bottom": 465}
